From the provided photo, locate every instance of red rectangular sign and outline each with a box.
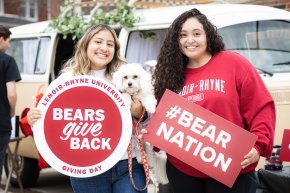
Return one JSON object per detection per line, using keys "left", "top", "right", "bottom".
{"left": 144, "top": 89, "right": 257, "bottom": 187}
{"left": 279, "top": 129, "right": 290, "bottom": 161}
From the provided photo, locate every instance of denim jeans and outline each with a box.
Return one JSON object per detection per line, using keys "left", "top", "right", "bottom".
{"left": 70, "top": 158, "right": 146, "bottom": 193}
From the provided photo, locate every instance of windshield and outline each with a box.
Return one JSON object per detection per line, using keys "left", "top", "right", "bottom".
{"left": 126, "top": 30, "right": 166, "bottom": 65}
{"left": 6, "top": 37, "right": 51, "bottom": 74}
{"left": 219, "top": 20, "right": 290, "bottom": 73}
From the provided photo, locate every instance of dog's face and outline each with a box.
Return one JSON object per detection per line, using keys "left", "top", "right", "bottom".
{"left": 112, "top": 63, "right": 152, "bottom": 96}
{"left": 122, "top": 73, "right": 141, "bottom": 95}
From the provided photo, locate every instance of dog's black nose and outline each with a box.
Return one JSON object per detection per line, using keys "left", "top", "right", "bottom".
{"left": 128, "top": 82, "right": 132, "bottom": 87}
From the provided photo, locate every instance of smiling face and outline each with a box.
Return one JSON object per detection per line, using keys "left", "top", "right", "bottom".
{"left": 87, "top": 29, "right": 115, "bottom": 70}
{"left": 179, "top": 17, "right": 211, "bottom": 68}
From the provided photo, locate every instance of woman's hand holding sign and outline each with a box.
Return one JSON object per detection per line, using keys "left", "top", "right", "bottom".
{"left": 241, "top": 148, "right": 259, "bottom": 169}
{"left": 27, "top": 108, "right": 42, "bottom": 126}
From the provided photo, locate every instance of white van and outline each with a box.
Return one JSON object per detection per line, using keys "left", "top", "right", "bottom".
{"left": 6, "top": 3, "right": 290, "bottom": 187}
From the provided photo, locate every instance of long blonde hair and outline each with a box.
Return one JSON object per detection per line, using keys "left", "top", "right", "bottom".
{"left": 62, "top": 24, "right": 125, "bottom": 77}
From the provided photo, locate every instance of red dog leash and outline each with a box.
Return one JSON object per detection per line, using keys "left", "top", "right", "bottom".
{"left": 127, "top": 109, "right": 150, "bottom": 191}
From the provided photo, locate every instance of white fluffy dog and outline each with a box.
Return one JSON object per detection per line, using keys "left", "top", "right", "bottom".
{"left": 112, "top": 63, "right": 169, "bottom": 187}
{"left": 112, "top": 63, "right": 157, "bottom": 113}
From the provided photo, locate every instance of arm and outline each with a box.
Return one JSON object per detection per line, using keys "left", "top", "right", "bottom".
{"left": 6, "top": 81, "right": 17, "bottom": 117}
{"left": 239, "top": 62, "right": 275, "bottom": 168}
{"left": 241, "top": 66, "right": 275, "bottom": 157}
{"left": 130, "top": 98, "right": 144, "bottom": 118}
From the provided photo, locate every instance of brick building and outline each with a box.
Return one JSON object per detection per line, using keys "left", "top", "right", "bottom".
{"left": 0, "top": 0, "right": 289, "bottom": 28}
{"left": 234, "top": 0, "right": 290, "bottom": 11}
{"left": 0, "top": 0, "right": 64, "bottom": 27}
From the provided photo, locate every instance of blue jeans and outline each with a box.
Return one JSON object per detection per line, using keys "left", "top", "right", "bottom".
{"left": 70, "top": 158, "right": 147, "bottom": 193}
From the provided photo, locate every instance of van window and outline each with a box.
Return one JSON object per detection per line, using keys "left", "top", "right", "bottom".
{"left": 126, "top": 29, "right": 166, "bottom": 65}
{"left": 125, "top": 20, "right": 290, "bottom": 74}
{"left": 7, "top": 37, "right": 50, "bottom": 75}
{"left": 219, "top": 20, "right": 290, "bottom": 73}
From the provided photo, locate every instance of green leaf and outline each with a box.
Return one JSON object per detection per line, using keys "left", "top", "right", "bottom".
{"left": 46, "top": 2, "right": 140, "bottom": 40}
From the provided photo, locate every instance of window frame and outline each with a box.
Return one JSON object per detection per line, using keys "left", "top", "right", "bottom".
{"left": 0, "top": 0, "right": 4, "bottom": 14}
{"left": 7, "top": 36, "right": 51, "bottom": 75}
{"left": 20, "top": 0, "right": 38, "bottom": 21}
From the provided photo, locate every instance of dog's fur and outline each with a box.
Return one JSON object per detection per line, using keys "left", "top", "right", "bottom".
{"left": 144, "top": 144, "right": 169, "bottom": 185}
{"left": 112, "top": 63, "right": 169, "bottom": 186}
{"left": 112, "top": 63, "right": 157, "bottom": 113}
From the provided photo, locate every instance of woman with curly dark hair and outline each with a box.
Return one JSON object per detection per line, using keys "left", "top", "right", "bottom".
{"left": 152, "top": 8, "right": 275, "bottom": 193}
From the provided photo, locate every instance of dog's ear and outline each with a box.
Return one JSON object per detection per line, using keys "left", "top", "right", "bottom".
{"left": 112, "top": 68, "right": 124, "bottom": 91}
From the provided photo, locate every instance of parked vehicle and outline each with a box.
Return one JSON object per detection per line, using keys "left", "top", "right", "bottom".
{"left": 6, "top": 3, "right": 290, "bottom": 187}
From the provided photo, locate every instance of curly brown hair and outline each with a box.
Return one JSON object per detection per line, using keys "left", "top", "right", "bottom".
{"left": 153, "top": 8, "right": 224, "bottom": 102}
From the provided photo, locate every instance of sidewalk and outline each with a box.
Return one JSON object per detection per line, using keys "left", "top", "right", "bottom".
{"left": 1, "top": 171, "right": 39, "bottom": 193}
{"left": 1, "top": 169, "right": 271, "bottom": 193}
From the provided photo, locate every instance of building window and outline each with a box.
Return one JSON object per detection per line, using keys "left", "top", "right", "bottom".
{"left": 20, "top": 0, "right": 38, "bottom": 21}
{"left": 0, "top": 0, "right": 3, "bottom": 14}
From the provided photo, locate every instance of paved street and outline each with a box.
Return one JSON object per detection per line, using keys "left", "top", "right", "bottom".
{"left": 1, "top": 168, "right": 73, "bottom": 193}
{"left": 1, "top": 168, "right": 271, "bottom": 193}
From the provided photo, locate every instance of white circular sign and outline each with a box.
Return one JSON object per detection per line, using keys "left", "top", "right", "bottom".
{"left": 33, "top": 75, "right": 132, "bottom": 177}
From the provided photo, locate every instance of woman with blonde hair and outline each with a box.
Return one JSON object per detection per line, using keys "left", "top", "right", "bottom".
{"left": 27, "top": 24, "right": 147, "bottom": 193}
{"left": 60, "top": 24, "right": 124, "bottom": 77}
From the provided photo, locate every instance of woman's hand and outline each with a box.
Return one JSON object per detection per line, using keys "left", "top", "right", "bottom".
{"left": 27, "top": 108, "right": 42, "bottom": 125}
{"left": 130, "top": 99, "right": 143, "bottom": 118}
{"left": 138, "top": 128, "right": 150, "bottom": 143}
{"left": 138, "top": 128, "right": 148, "bottom": 138}
{"left": 241, "top": 147, "right": 259, "bottom": 169}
